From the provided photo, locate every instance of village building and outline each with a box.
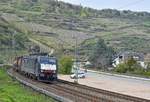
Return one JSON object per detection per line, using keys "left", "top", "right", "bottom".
{"left": 112, "top": 51, "right": 146, "bottom": 68}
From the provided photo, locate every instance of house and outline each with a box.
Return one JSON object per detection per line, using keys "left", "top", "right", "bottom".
{"left": 144, "top": 53, "right": 150, "bottom": 63}
{"left": 144, "top": 53, "right": 150, "bottom": 68}
{"left": 112, "top": 51, "right": 146, "bottom": 68}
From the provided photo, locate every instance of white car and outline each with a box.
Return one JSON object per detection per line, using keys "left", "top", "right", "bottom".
{"left": 70, "top": 72, "right": 85, "bottom": 79}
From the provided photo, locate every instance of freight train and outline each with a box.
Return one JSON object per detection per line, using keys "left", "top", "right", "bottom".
{"left": 13, "top": 53, "right": 58, "bottom": 82}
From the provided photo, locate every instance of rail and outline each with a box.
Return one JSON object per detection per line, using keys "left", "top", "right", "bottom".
{"left": 7, "top": 68, "right": 150, "bottom": 102}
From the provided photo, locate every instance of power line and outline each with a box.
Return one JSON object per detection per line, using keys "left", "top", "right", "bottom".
{"left": 118, "top": 0, "right": 145, "bottom": 9}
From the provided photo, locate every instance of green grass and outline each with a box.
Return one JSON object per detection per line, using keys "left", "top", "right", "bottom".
{"left": 0, "top": 68, "right": 57, "bottom": 102}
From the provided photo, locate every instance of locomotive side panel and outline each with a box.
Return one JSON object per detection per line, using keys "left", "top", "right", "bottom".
{"left": 21, "top": 57, "right": 36, "bottom": 75}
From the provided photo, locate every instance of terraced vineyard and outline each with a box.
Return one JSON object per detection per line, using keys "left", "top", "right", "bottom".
{"left": 1, "top": 0, "right": 150, "bottom": 61}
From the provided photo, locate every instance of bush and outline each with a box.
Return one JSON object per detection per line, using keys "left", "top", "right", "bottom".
{"left": 114, "top": 58, "right": 150, "bottom": 77}
{"left": 115, "top": 63, "right": 128, "bottom": 73}
{"left": 59, "top": 56, "right": 73, "bottom": 75}
{"left": 115, "top": 58, "right": 142, "bottom": 73}
{"left": 144, "top": 71, "right": 150, "bottom": 77}
{"left": 132, "top": 68, "right": 150, "bottom": 77}
{"left": 126, "top": 57, "right": 137, "bottom": 71}
{"left": 146, "top": 62, "right": 150, "bottom": 71}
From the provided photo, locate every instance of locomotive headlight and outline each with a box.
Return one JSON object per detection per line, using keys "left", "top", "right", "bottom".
{"left": 41, "top": 69, "right": 44, "bottom": 72}
{"left": 53, "top": 70, "right": 56, "bottom": 73}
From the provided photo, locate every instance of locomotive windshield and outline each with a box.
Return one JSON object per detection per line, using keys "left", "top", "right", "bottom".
{"left": 40, "top": 57, "right": 56, "bottom": 64}
{"left": 40, "top": 57, "right": 57, "bottom": 70}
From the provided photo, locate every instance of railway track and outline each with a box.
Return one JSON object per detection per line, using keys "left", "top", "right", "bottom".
{"left": 8, "top": 68, "right": 150, "bottom": 102}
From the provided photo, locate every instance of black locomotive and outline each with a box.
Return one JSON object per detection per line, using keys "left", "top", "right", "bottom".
{"left": 13, "top": 53, "right": 58, "bottom": 82}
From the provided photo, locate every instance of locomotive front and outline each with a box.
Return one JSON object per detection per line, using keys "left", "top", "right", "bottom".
{"left": 38, "top": 56, "right": 58, "bottom": 81}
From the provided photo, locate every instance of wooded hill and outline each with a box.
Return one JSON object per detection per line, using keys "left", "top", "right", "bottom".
{"left": 0, "top": 0, "right": 150, "bottom": 63}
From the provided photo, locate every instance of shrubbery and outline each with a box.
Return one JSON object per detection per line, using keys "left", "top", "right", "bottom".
{"left": 59, "top": 56, "right": 73, "bottom": 75}
{"left": 115, "top": 57, "right": 141, "bottom": 73}
{"left": 115, "top": 63, "right": 128, "bottom": 73}
{"left": 114, "top": 58, "right": 150, "bottom": 77}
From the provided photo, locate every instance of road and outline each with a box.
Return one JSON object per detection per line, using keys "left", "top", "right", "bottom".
{"left": 86, "top": 70, "right": 150, "bottom": 86}
{"left": 59, "top": 70, "right": 150, "bottom": 100}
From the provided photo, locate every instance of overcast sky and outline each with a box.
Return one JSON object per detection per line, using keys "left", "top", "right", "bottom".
{"left": 58, "top": 0, "right": 150, "bottom": 12}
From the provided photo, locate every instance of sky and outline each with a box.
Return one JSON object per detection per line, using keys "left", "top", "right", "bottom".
{"left": 58, "top": 0, "right": 150, "bottom": 12}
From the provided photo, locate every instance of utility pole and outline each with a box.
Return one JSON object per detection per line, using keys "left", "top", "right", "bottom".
{"left": 70, "top": 20, "right": 79, "bottom": 83}
{"left": 11, "top": 30, "right": 16, "bottom": 64}
{"left": 74, "top": 35, "right": 78, "bottom": 83}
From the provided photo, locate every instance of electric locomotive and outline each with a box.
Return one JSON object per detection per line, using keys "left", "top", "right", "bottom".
{"left": 13, "top": 53, "right": 58, "bottom": 82}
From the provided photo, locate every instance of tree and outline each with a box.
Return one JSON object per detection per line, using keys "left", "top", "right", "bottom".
{"left": 59, "top": 56, "right": 73, "bottom": 74}
{"left": 80, "top": 7, "right": 89, "bottom": 18}
{"left": 89, "top": 38, "right": 114, "bottom": 69}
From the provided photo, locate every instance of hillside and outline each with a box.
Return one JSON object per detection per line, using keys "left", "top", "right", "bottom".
{"left": 0, "top": 0, "right": 150, "bottom": 62}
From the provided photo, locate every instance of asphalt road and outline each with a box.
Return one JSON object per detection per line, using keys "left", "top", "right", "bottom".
{"left": 60, "top": 69, "right": 150, "bottom": 99}
{"left": 86, "top": 71, "right": 150, "bottom": 87}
